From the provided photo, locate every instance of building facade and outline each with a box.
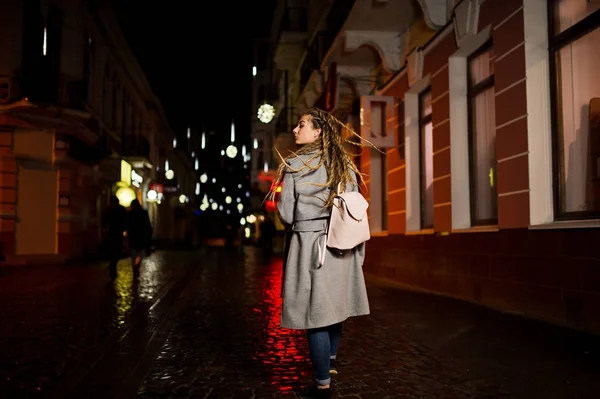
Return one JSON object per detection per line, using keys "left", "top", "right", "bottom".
{"left": 0, "top": 0, "right": 195, "bottom": 261}
{"left": 265, "top": 0, "right": 600, "bottom": 334}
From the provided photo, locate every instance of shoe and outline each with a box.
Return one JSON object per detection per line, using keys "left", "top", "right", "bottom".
{"left": 298, "top": 384, "right": 332, "bottom": 399}
{"left": 329, "top": 358, "right": 338, "bottom": 375}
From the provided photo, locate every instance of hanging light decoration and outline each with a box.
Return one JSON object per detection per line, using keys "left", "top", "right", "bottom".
{"left": 257, "top": 104, "right": 275, "bottom": 123}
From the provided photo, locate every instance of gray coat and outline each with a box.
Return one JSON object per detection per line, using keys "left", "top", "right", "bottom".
{"left": 278, "top": 152, "right": 370, "bottom": 330}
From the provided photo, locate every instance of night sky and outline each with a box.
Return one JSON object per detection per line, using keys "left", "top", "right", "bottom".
{"left": 114, "top": 1, "right": 276, "bottom": 146}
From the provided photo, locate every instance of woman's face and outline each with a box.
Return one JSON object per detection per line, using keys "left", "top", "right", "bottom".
{"left": 293, "top": 114, "right": 321, "bottom": 145}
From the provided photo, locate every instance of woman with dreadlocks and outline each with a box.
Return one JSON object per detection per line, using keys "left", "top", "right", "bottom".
{"left": 270, "top": 107, "right": 372, "bottom": 399}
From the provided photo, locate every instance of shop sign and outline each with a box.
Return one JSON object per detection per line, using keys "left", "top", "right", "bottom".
{"left": 120, "top": 160, "right": 132, "bottom": 186}
{"left": 131, "top": 170, "right": 143, "bottom": 187}
{"left": 149, "top": 183, "right": 164, "bottom": 194}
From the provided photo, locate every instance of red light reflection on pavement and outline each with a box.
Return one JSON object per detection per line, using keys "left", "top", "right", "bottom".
{"left": 251, "top": 257, "right": 310, "bottom": 392}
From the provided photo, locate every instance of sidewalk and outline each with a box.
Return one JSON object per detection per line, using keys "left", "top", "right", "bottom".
{"left": 363, "top": 274, "right": 600, "bottom": 399}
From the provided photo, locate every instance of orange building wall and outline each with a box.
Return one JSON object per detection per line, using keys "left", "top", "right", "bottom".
{"left": 488, "top": 0, "right": 530, "bottom": 228}
{"left": 424, "top": 31, "right": 456, "bottom": 232}
{"left": 0, "top": 129, "right": 16, "bottom": 256}
{"left": 380, "top": 73, "right": 409, "bottom": 234}
{"left": 364, "top": 0, "right": 600, "bottom": 335}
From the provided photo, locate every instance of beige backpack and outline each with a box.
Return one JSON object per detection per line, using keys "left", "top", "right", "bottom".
{"left": 327, "top": 182, "right": 370, "bottom": 247}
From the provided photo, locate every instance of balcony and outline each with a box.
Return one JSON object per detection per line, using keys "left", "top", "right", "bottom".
{"left": 274, "top": 5, "right": 308, "bottom": 71}
{"left": 294, "top": 0, "right": 356, "bottom": 111}
{"left": 2, "top": 74, "right": 87, "bottom": 111}
{"left": 299, "top": 31, "right": 334, "bottom": 89}
{"left": 320, "top": 0, "right": 425, "bottom": 76}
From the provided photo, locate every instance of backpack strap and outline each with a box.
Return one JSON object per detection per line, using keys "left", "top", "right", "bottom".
{"left": 320, "top": 183, "right": 344, "bottom": 267}
{"left": 317, "top": 231, "right": 327, "bottom": 268}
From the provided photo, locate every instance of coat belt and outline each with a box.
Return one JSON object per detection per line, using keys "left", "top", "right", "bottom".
{"left": 292, "top": 218, "right": 328, "bottom": 232}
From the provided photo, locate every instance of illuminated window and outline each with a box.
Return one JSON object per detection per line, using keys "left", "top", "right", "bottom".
{"left": 468, "top": 45, "right": 497, "bottom": 225}
{"left": 419, "top": 89, "right": 434, "bottom": 229}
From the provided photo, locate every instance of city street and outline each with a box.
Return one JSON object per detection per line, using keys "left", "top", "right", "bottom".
{"left": 1, "top": 247, "right": 599, "bottom": 399}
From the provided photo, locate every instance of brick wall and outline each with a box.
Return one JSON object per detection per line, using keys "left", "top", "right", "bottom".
{"left": 424, "top": 31, "right": 456, "bottom": 232}
{"left": 386, "top": 74, "right": 409, "bottom": 234}
{"left": 360, "top": 145, "right": 371, "bottom": 208}
{"left": 485, "top": 0, "right": 530, "bottom": 228}
{"left": 364, "top": 0, "right": 600, "bottom": 334}
{"left": 364, "top": 228, "right": 600, "bottom": 334}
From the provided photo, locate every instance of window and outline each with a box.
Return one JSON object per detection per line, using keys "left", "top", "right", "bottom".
{"left": 419, "top": 89, "right": 434, "bottom": 229}
{"left": 468, "top": 45, "right": 497, "bottom": 225}
{"left": 397, "top": 98, "right": 405, "bottom": 160}
{"left": 550, "top": 0, "right": 600, "bottom": 219}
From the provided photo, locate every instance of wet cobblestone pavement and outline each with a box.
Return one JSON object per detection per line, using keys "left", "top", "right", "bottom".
{"left": 0, "top": 250, "right": 201, "bottom": 398}
{"left": 1, "top": 247, "right": 599, "bottom": 398}
{"left": 134, "top": 250, "right": 514, "bottom": 399}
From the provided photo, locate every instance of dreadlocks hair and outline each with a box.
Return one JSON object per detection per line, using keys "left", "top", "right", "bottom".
{"left": 268, "top": 107, "right": 381, "bottom": 209}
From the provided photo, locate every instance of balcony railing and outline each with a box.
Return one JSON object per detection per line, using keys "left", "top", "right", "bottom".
{"left": 300, "top": 31, "right": 334, "bottom": 88}
{"left": 297, "top": 0, "right": 356, "bottom": 93}
{"left": 3, "top": 74, "right": 87, "bottom": 111}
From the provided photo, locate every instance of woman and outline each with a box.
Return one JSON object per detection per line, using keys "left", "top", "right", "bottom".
{"left": 270, "top": 107, "right": 373, "bottom": 399}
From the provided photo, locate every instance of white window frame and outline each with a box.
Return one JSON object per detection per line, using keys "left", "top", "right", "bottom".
{"left": 368, "top": 148, "right": 387, "bottom": 234}
{"left": 360, "top": 95, "right": 394, "bottom": 234}
{"left": 405, "top": 76, "right": 431, "bottom": 232}
{"left": 524, "top": 0, "right": 554, "bottom": 227}
{"left": 526, "top": 0, "right": 600, "bottom": 230}
{"left": 448, "top": 25, "right": 492, "bottom": 230}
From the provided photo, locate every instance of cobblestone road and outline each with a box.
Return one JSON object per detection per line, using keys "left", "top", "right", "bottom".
{"left": 134, "top": 250, "right": 512, "bottom": 399}
{"left": 1, "top": 247, "right": 599, "bottom": 399}
{"left": 0, "top": 251, "right": 200, "bottom": 398}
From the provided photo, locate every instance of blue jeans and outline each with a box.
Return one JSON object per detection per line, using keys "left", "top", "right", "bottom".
{"left": 306, "top": 322, "right": 343, "bottom": 386}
